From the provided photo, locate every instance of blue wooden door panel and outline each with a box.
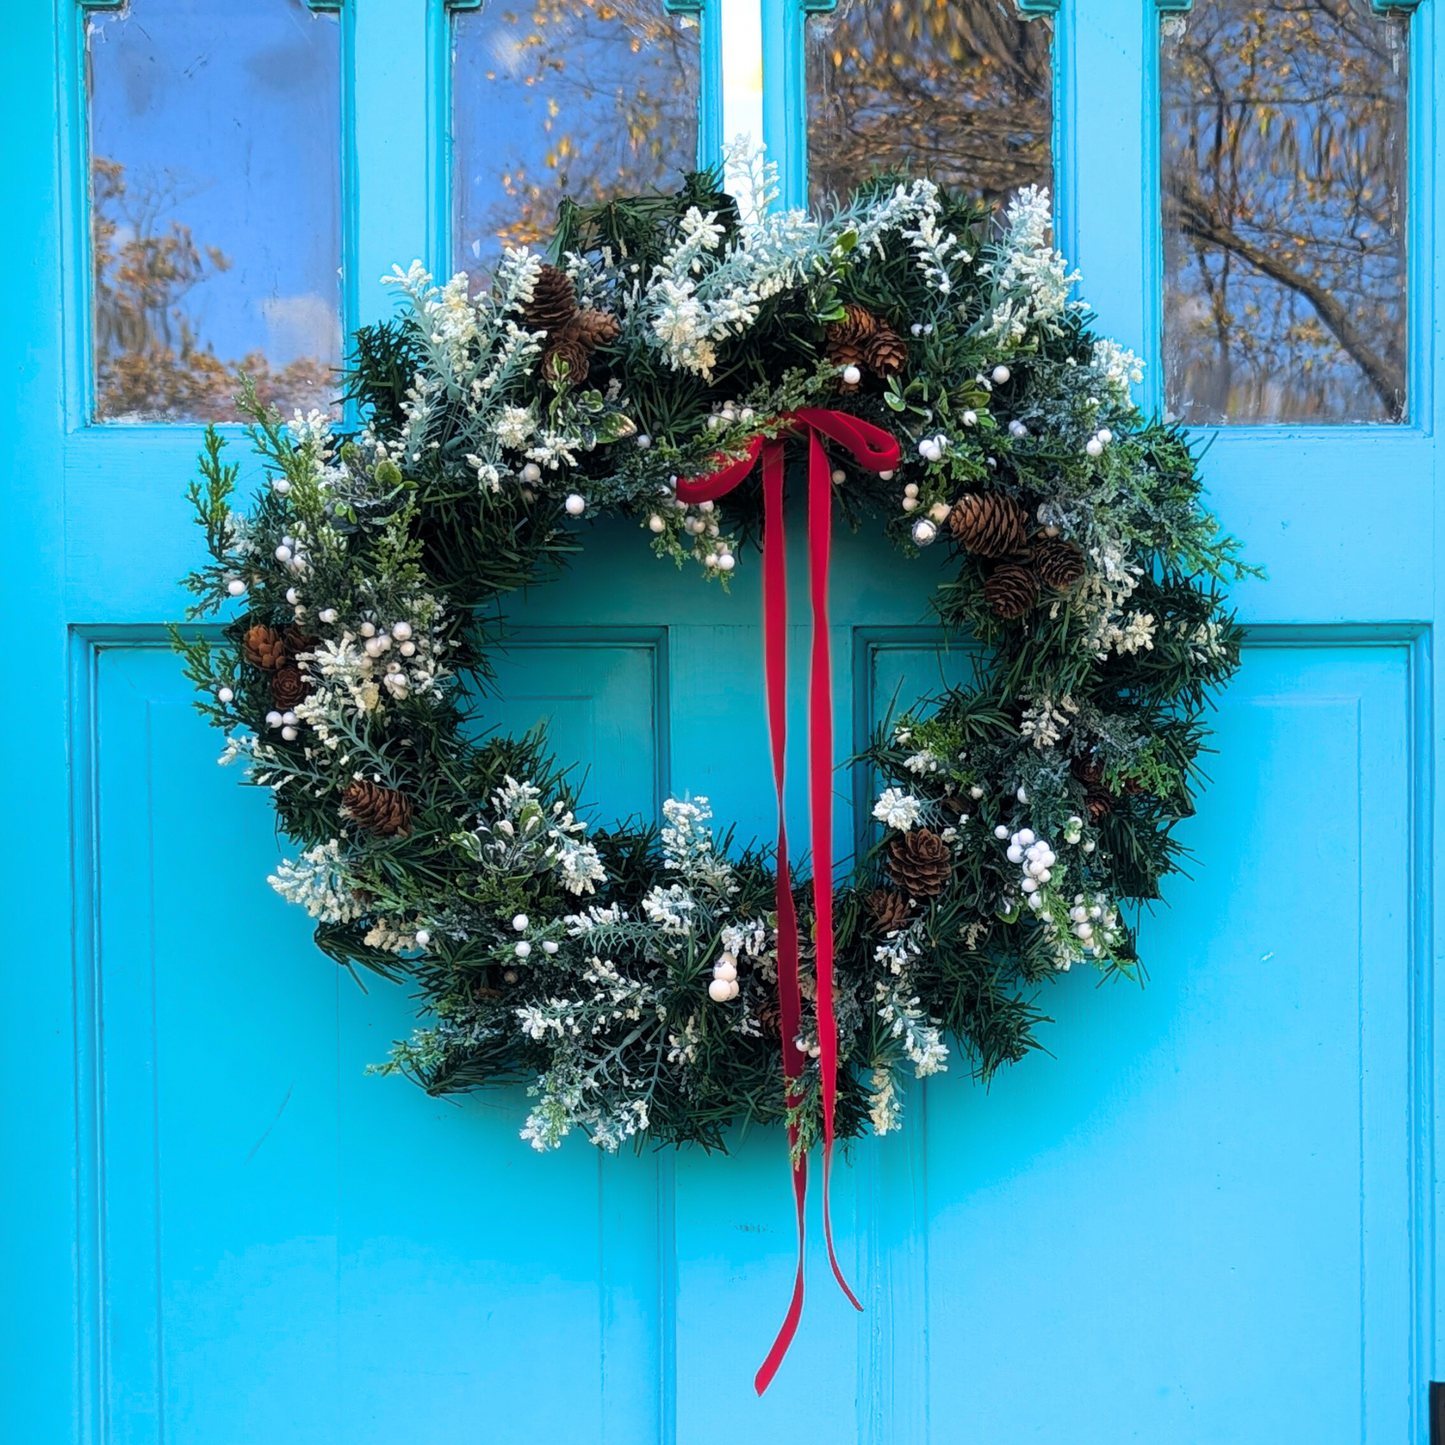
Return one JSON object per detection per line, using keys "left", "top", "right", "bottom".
{"left": 95, "top": 645, "right": 343, "bottom": 1443}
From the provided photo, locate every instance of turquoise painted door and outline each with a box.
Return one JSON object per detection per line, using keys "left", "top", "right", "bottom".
{"left": 3, "top": 0, "right": 1439, "bottom": 1440}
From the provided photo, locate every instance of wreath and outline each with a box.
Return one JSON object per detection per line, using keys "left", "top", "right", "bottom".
{"left": 175, "top": 148, "right": 1253, "bottom": 1383}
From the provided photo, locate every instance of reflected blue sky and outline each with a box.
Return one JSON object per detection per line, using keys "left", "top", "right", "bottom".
{"left": 88, "top": 0, "right": 341, "bottom": 372}
{"left": 452, "top": 0, "right": 701, "bottom": 282}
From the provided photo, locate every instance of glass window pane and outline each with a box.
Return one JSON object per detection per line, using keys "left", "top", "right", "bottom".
{"left": 452, "top": 1, "right": 702, "bottom": 283}
{"left": 806, "top": 0, "right": 1053, "bottom": 210}
{"left": 1161, "top": 0, "right": 1408, "bottom": 425}
{"left": 86, "top": 0, "right": 342, "bottom": 424}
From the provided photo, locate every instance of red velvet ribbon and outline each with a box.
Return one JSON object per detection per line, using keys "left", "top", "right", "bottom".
{"left": 675, "top": 408, "right": 901, "bottom": 1393}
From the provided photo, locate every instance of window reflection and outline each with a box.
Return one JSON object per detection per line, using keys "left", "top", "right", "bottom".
{"left": 452, "top": 0, "right": 701, "bottom": 283}
{"left": 806, "top": 0, "right": 1052, "bottom": 210}
{"left": 1161, "top": 0, "right": 1408, "bottom": 425}
{"left": 87, "top": 0, "right": 342, "bottom": 424}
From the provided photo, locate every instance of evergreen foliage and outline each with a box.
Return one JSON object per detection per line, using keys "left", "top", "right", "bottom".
{"left": 174, "top": 153, "right": 1255, "bottom": 1154}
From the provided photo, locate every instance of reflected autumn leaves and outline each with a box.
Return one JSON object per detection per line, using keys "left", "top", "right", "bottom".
{"left": 1162, "top": 0, "right": 1408, "bottom": 423}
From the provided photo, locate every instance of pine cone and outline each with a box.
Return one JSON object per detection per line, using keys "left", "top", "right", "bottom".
{"left": 827, "top": 339, "right": 867, "bottom": 391}
{"left": 522, "top": 264, "right": 577, "bottom": 335}
{"left": 887, "top": 829, "right": 952, "bottom": 899}
{"left": 270, "top": 664, "right": 310, "bottom": 710}
{"left": 866, "top": 887, "right": 912, "bottom": 934}
{"left": 243, "top": 623, "right": 288, "bottom": 671}
{"left": 1071, "top": 754, "right": 1105, "bottom": 788}
{"left": 984, "top": 559, "right": 1039, "bottom": 619}
{"left": 754, "top": 997, "right": 782, "bottom": 1040}
{"left": 342, "top": 779, "right": 414, "bottom": 837}
{"left": 865, "top": 326, "right": 909, "bottom": 378}
{"left": 1032, "top": 537, "right": 1085, "bottom": 590}
{"left": 541, "top": 337, "right": 591, "bottom": 386}
{"left": 825, "top": 303, "right": 878, "bottom": 351}
{"left": 568, "top": 309, "right": 621, "bottom": 349}
{"left": 1085, "top": 787, "right": 1114, "bottom": 821}
{"left": 948, "top": 493, "right": 1029, "bottom": 557}
{"left": 283, "top": 626, "right": 320, "bottom": 658}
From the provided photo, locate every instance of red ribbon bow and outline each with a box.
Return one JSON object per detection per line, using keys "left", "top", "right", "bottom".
{"left": 676, "top": 408, "right": 901, "bottom": 1393}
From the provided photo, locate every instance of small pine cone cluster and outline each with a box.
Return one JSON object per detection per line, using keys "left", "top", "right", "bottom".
{"left": 271, "top": 665, "right": 310, "bottom": 710}
{"left": 244, "top": 621, "right": 313, "bottom": 708}
{"left": 342, "top": 779, "right": 414, "bottom": 837}
{"left": 865, "top": 887, "right": 912, "bottom": 934}
{"left": 823, "top": 303, "right": 909, "bottom": 391}
{"left": 949, "top": 495, "right": 1087, "bottom": 619}
{"left": 887, "top": 829, "right": 952, "bottom": 899}
{"left": 524, "top": 263, "right": 621, "bottom": 388}
{"left": 948, "top": 494, "right": 1028, "bottom": 557}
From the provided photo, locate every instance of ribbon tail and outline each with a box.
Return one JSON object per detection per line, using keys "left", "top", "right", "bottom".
{"left": 754, "top": 1149, "right": 807, "bottom": 1396}
{"left": 757, "top": 437, "right": 812, "bottom": 1393}
{"left": 806, "top": 430, "right": 862, "bottom": 1312}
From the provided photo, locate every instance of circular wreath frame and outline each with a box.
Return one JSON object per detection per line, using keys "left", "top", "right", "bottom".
{"left": 176, "top": 153, "right": 1253, "bottom": 1156}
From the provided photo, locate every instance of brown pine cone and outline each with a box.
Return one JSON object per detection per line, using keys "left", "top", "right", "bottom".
{"left": 342, "top": 779, "right": 414, "bottom": 837}
{"left": 865, "top": 326, "right": 909, "bottom": 378}
{"left": 541, "top": 337, "right": 591, "bottom": 386}
{"left": 1032, "top": 537, "right": 1086, "bottom": 590}
{"left": 827, "top": 339, "right": 867, "bottom": 391}
{"left": 271, "top": 665, "right": 311, "bottom": 710}
{"left": 948, "top": 493, "right": 1029, "bottom": 557}
{"left": 568, "top": 309, "right": 621, "bottom": 349}
{"left": 754, "top": 997, "right": 782, "bottom": 1040}
{"left": 1085, "top": 787, "right": 1114, "bottom": 821}
{"left": 243, "top": 623, "right": 288, "bottom": 671}
{"left": 522, "top": 263, "right": 577, "bottom": 334}
{"left": 984, "top": 559, "right": 1039, "bottom": 619}
{"left": 825, "top": 302, "right": 878, "bottom": 351}
{"left": 887, "top": 829, "right": 952, "bottom": 899}
{"left": 866, "top": 887, "right": 912, "bottom": 934}
{"left": 1071, "top": 754, "right": 1105, "bottom": 788}
{"left": 283, "top": 626, "right": 320, "bottom": 658}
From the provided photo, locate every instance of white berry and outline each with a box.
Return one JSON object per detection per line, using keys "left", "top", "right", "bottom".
{"left": 992, "top": 365, "right": 1011, "bottom": 384}
{"left": 648, "top": 514, "right": 666, "bottom": 533}
{"left": 282, "top": 711, "right": 298, "bottom": 726}
{"left": 565, "top": 494, "right": 587, "bottom": 516}
{"left": 415, "top": 930, "right": 431, "bottom": 947}
{"left": 217, "top": 687, "right": 234, "bottom": 704}
{"left": 274, "top": 545, "right": 292, "bottom": 563}
{"left": 1008, "top": 420, "right": 1028, "bottom": 438}
{"left": 714, "top": 959, "right": 738, "bottom": 982}
{"left": 1007, "top": 845, "right": 1024, "bottom": 864}
{"left": 521, "top": 463, "right": 542, "bottom": 483}
{"left": 392, "top": 621, "right": 412, "bottom": 641}
{"left": 512, "top": 914, "right": 529, "bottom": 931}
{"left": 266, "top": 711, "right": 283, "bottom": 727}
{"left": 902, "top": 496, "right": 919, "bottom": 512}
{"left": 831, "top": 468, "right": 846, "bottom": 485}
{"left": 1086, "top": 438, "right": 1104, "bottom": 458}
{"left": 226, "top": 579, "right": 247, "bottom": 596}
{"left": 708, "top": 977, "right": 734, "bottom": 1003}
{"left": 280, "top": 725, "right": 297, "bottom": 741}
{"left": 399, "top": 641, "right": 416, "bottom": 657}
{"left": 1098, "top": 428, "right": 1113, "bottom": 444}
{"left": 718, "top": 553, "right": 736, "bottom": 572}
{"left": 285, "top": 588, "right": 300, "bottom": 605}
{"left": 962, "top": 410, "right": 978, "bottom": 426}
{"left": 842, "top": 364, "right": 862, "bottom": 385}
{"left": 969, "top": 785, "right": 984, "bottom": 799}
{"left": 994, "top": 825, "right": 1009, "bottom": 840}
{"left": 636, "top": 434, "right": 652, "bottom": 449}
{"left": 542, "top": 940, "right": 559, "bottom": 955}
{"left": 272, "top": 478, "right": 291, "bottom": 495}
{"left": 319, "top": 608, "right": 338, "bottom": 624}
{"left": 879, "top": 470, "right": 894, "bottom": 481}
{"left": 515, "top": 941, "right": 532, "bottom": 958}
